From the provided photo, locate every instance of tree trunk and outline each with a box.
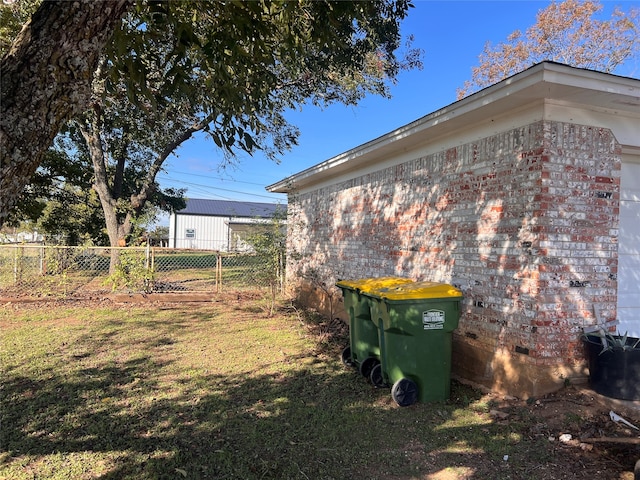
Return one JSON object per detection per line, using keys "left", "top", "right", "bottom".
{"left": 0, "top": 0, "right": 132, "bottom": 227}
{"left": 79, "top": 118, "right": 127, "bottom": 273}
{"left": 79, "top": 94, "right": 212, "bottom": 273}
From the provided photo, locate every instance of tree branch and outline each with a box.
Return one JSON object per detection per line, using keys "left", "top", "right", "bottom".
{"left": 130, "top": 113, "right": 216, "bottom": 212}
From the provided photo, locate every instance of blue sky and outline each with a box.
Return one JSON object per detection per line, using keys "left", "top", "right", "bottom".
{"left": 156, "top": 0, "right": 638, "bottom": 217}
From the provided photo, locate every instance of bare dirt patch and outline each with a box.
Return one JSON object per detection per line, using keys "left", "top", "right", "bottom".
{"left": 450, "top": 379, "right": 640, "bottom": 479}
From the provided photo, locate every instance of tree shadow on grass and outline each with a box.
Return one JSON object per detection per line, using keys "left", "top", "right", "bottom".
{"left": 1, "top": 311, "right": 630, "bottom": 480}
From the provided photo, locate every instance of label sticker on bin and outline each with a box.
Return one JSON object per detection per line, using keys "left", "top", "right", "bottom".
{"left": 422, "top": 310, "right": 445, "bottom": 330}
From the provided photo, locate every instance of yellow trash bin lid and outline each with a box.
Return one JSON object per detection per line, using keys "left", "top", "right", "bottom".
{"left": 336, "top": 277, "right": 413, "bottom": 293}
{"left": 369, "top": 281, "right": 463, "bottom": 301}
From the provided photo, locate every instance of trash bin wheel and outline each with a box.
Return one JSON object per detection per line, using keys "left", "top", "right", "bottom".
{"left": 359, "top": 357, "right": 379, "bottom": 380}
{"left": 369, "top": 363, "right": 387, "bottom": 388}
{"left": 341, "top": 346, "right": 355, "bottom": 367}
{"left": 391, "top": 378, "right": 418, "bottom": 407}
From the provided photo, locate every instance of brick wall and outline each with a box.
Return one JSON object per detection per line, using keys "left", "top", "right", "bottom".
{"left": 287, "top": 120, "right": 621, "bottom": 390}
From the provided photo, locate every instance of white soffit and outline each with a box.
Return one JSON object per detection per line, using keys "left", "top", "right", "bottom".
{"left": 267, "top": 62, "right": 640, "bottom": 193}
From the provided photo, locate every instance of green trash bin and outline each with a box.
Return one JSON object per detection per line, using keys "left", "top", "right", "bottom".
{"left": 366, "top": 281, "right": 463, "bottom": 406}
{"left": 336, "top": 277, "right": 414, "bottom": 379}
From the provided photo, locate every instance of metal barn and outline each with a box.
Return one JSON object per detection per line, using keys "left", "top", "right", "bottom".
{"left": 168, "top": 199, "right": 284, "bottom": 251}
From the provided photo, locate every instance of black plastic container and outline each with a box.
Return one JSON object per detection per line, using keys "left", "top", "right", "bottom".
{"left": 583, "top": 334, "right": 640, "bottom": 401}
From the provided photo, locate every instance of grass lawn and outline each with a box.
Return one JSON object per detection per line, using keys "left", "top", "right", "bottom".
{"left": 0, "top": 294, "right": 636, "bottom": 479}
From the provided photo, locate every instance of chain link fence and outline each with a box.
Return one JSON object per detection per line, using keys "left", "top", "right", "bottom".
{"left": 0, "top": 245, "right": 284, "bottom": 300}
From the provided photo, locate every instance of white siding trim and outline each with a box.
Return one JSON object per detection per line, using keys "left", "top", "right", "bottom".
{"left": 618, "top": 158, "right": 640, "bottom": 337}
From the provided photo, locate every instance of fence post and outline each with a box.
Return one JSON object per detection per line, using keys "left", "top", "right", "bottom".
{"left": 40, "top": 246, "right": 46, "bottom": 276}
{"left": 13, "top": 246, "right": 18, "bottom": 283}
{"left": 279, "top": 249, "right": 285, "bottom": 294}
{"left": 217, "top": 253, "right": 221, "bottom": 293}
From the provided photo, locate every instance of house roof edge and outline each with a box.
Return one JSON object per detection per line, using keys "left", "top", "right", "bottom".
{"left": 267, "top": 62, "right": 640, "bottom": 194}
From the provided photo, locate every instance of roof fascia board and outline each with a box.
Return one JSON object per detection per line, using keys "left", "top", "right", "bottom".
{"left": 267, "top": 63, "right": 640, "bottom": 193}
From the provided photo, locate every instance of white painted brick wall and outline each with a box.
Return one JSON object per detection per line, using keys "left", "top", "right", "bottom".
{"left": 287, "top": 120, "right": 621, "bottom": 366}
